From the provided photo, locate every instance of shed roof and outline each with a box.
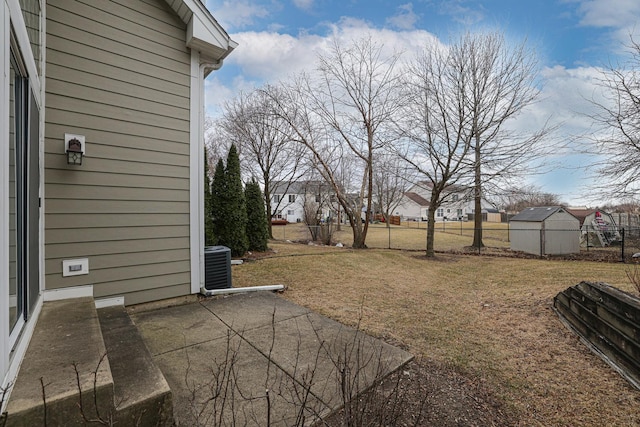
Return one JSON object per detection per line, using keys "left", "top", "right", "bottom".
{"left": 510, "top": 206, "right": 575, "bottom": 222}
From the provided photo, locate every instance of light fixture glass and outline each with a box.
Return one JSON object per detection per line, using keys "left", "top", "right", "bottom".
{"left": 66, "top": 138, "right": 83, "bottom": 165}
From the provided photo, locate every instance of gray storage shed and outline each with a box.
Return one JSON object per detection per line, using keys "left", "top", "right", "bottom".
{"left": 509, "top": 207, "right": 580, "bottom": 255}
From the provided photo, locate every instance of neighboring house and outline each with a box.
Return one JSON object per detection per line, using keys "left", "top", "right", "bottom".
{"left": 395, "top": 182, "right": 495, "bottom": 222}
{"left": 270, "top": 180, "right": 335, "bottom": 223}
{"left": 396, "top": 192, "right": 429, "bottom": 220}
{"left": 2, "top": 0, "right": 235, "bottom": 409}
{"left": 509, "top": 206, "right": 580, "bottom": 255}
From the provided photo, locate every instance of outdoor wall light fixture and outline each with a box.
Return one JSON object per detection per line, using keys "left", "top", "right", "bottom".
{"left": 65, "top": 133, "right": 85, "bottom": 165}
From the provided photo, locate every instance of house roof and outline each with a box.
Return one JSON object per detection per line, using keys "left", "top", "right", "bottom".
{"left": 165, "top": 0, "right": 237, "bottom": 66}
{"left": 404, "top": 192, "right": 430, "bottom": 207}
{"left": 410, "top": 181, "right": 471, "bottom": 195}
{"left": 510, "top": 206, "right": 574, "bottom": 222}
{"left": 271, "top": 180, "right": 332, "bottom": 194}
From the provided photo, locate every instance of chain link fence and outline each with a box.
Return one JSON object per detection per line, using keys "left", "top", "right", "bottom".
{"left": 270, "top": 221, "right": 640, "bottom": 262}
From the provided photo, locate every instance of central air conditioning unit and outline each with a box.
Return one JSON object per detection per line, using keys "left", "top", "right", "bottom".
{"left": 204, "top": 246, "right": 232, "bottom": 290}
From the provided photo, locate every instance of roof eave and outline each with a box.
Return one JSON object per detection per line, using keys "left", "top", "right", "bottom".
{"left": 165, "top": 0, "right": 237, "bottom": 64}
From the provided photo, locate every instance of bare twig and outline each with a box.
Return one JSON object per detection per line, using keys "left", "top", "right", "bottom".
{"left": 0, "top": 381, "right": 12, "bottom": 427}
{"left": 39, "top": 377, "right": 49, "bottom": 427}
{"left": 73, "top": 353, "right": 113, "bottom": 426}
{"left": 626, "top": 264, "right": 640, "bottom": 295}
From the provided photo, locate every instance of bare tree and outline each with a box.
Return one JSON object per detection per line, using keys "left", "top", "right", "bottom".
{"left": 588, "top": 38, "right": 640, "bottom": 200}
{"left": 373, "top": 153, "right": 414, "bottom": 227}
{"left": 397, "top": 40, "right": 474, "bottom": 257}
{"left": 460, "top": 31, "right": 551, "bottom": 249}
{"left": 264, "top": 36, "right": 404, "bottom": 248}
{"left": 494, "top": 184, "right": 562, "bottom": 213}
{"left": 215, "top": 88, "right": 308, "bottom": 237}
{"left": 300, "top": 180, "right": 335, "bottom": 244}
{"left": 205, "top": 117, "right": 228, "bottom": 170}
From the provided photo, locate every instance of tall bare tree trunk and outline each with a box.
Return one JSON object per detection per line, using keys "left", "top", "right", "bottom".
{"left": 472, "top": 139, "right": 484, "bottom": 248}
{"left": 426, "top": 206, "right": 437, "bottom": 257}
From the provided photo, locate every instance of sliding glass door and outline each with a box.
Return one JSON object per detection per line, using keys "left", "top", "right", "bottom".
{"left": 8, "top": 46, "right": 39, "bottom": 349}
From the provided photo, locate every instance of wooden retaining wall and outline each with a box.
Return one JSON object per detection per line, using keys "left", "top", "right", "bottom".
{"left": 554, "top": 281, "right": 640, "bottom": 390}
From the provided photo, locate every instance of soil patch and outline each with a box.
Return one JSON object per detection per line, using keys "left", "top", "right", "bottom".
{"left": 324, "top": 358, "right": 513, "bottom": 427}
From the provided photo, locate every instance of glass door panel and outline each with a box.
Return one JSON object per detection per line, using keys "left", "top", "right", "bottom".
{"left": 8, "top": 56, "right": 21, "bottom": 334}
{"left": 8, "top": 35, "right": 40, "bottom": 347}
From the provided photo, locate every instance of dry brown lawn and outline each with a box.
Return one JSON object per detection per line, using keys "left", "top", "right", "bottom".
{"left": 235, "top": 238, "right": 640, "bottom": 426}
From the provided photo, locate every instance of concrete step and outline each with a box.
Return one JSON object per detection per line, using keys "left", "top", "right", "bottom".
{"left": 6, "top": 297, "right": 114, "bottom": 426}
{"left": 5, "top": 297, "right": 173, "bottom": 426}
{"left": 97, "top": 304, "right": 173, "bottom": 426}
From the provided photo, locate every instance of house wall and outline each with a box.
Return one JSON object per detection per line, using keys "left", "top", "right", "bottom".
{"left": 44, "top": 0, "right": 192, "bottom": 305}
{"left": 271, "top": 187, "right": 335, "bottom": 224}
{"left": 395, "top": 198, "right": 423, "bottom": 219}
{"left": 271, "top": 194, "right": 302, "bottom": 223}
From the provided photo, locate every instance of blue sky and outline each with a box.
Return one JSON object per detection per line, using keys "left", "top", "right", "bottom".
{"left": 204, "top": 0, "right": 640, "bottom": 206}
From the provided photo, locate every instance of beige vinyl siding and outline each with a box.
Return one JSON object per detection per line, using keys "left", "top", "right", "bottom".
{"left": 44, "top": 0, "right": 193, "bottom": 304}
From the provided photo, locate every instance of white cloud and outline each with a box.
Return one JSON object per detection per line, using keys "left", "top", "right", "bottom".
{"left": 506, "top": 64, "right": 611, "bottom": 204}
{"left": 226, "top": 31, "right": 323, "bottom": 80}
{"left": 437, "top": 0, "right": 485, "bottom": 26}
{"left": 573, "top": 0, "right": 640, "bottom": 28}
{"left": 205, "top": 18, "right": 441, "bottom": 120}
{"left": 293, "top": 0, "right": 314, "bottom": 12}
{"left": 386, "top": 3, "right": 420, "bottom": 30}
{"left": 208, "top": 0, "right": 271, "bottom": 30}
{"left": 569, "top": 0, "right": 640, "bottom": 48}
{"left": 225, "top": 18, "right": 440, "bottom": 82}
{"left": 538, "top": 65, "right": 604, "bottom": 134}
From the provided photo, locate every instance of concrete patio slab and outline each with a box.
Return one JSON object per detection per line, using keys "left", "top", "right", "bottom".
{"left": 153, "top": 334, "right": 329, "bottom": 426}
{"left": 130, "top": 292, "right": 413, "bottom": 426}
{"left": 130, "top": 302, "right": 229, "bottom": 356}
{"left": 240, "top": 313, "right": 413, "bottom": 410}
{"left": 200, "top": 291, "right": 311, "bottom": 332}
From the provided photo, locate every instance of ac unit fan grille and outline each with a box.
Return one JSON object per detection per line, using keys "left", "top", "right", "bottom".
{"left": 204, "top": 246, "right": 232, "bottom": 290}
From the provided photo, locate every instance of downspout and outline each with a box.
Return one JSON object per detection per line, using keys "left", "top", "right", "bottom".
{"left": 194, "top": 60, "right": 222, "bottom": 293}
{"left": 200, "top": 284, "right": 285, "bottom": 297}
{"left": 201, "top": 60, "right": 223, "bottom": 78}
{"left": 197, "top": 58, "right": 287, "bottom": 296}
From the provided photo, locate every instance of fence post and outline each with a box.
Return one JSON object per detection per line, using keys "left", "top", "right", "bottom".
{"left": 586, "top": 226, "right": 589, "bottom": 251}
{"left": 621, "top": 227, "right": 625, "bottom": 263}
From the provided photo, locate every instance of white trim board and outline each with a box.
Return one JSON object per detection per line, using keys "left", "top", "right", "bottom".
{"left": 189, "top": 50, "right": 203, "bottom": 295}
{"left": 43, "top": 285, "right": 93, "bottom": 302}
{"left": 1, "top": 0, "right": 11, "bottom": 388}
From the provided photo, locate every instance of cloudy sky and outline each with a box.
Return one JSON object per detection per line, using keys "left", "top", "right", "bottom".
{"left": 204, "top": 0, "right": 640, "bottom": 206}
